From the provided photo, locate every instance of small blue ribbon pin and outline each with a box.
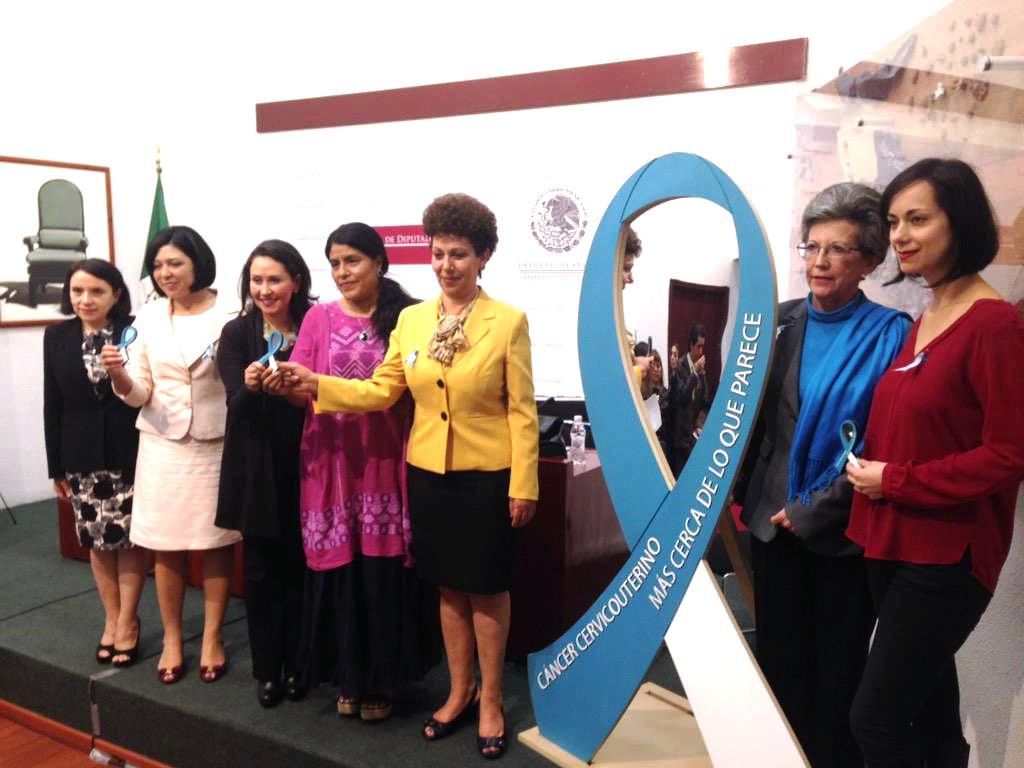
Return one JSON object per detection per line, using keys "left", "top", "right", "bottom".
{"left": 527, "top": 153, "right": 776, "bottom": 761}
{"left": 257, "top": 330, "right": 284, "bottom": 367}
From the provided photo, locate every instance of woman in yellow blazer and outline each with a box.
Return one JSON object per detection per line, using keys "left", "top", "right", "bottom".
{"left": 281, "top": 193, "right": 537, "bottom": 759}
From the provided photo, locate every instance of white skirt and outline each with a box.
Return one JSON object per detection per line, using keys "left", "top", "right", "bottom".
{"left": 130, "top": 431, "right": 241, "bottom": 551}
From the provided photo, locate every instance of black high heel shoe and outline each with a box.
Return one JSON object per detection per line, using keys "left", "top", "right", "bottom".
{"left": 477, "top": 734, "right": 508, "bottom": 760}
{"left": 111, "top": 618, "right": 141, "bottom": 668}
{"left": 422, "top": 687, "right": 479, "bottom": 741}
{"left": 478, "top": 707, "right": 507, "bottom": 760}
{"left": 95, "top": 642, "right": 115, "bottom": 664}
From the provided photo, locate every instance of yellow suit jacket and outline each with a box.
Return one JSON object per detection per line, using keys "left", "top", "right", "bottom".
{"left": 315, "top": 290, "right": 539, "bottom": 500}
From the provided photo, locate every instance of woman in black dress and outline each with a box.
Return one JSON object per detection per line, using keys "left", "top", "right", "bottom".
{"left": 215, "top": 240, "right": 314, "bottom": 707}
{"left": 43, "top": 259, "right": 146, "bottom": 666}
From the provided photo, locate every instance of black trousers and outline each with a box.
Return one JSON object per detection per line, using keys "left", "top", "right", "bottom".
{"left": 243, "top": 533, "right": 306, "bottom": 681}
{"left": 752, "top": 531, "right": 875, "bottom": 768}
{"left": 849, "top": 557, "right": 991, "bottom": 768}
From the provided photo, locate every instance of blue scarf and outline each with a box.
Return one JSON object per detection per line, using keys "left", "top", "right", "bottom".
{"left": 787, "top": 294, "right": 910, "bottom": 504}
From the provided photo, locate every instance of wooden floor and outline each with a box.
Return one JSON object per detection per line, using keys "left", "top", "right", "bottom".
{"left": 0, "top": 716, "right": 95, "bottom": 768}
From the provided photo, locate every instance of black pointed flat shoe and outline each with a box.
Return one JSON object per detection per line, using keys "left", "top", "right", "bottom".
{"left": 284, "top": 674, "right": 307, "bottom": 702}
{"left": 258, "top": 680, "right": 284, "bottom": 708}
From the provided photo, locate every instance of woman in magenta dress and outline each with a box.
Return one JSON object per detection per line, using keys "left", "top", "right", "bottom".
{"left": 846, "top": 158, "right": 1024, "bottom": 766}
{"left": 289, "top": 222, "right": 434, "bottom": 722}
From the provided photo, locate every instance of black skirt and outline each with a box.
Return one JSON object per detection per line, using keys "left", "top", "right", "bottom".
{"left": 300, "top": 556, "right": 439, "bottom": 697}
{"left": 407, "top": 465, "right": 520, "bottom": 595}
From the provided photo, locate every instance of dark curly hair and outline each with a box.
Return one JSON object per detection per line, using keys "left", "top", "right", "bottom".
{"left": 422, "top": 193, "right": 498, "bottom": 257}
{"left": 325, "top": 222, "right": 417, "bottom": 340}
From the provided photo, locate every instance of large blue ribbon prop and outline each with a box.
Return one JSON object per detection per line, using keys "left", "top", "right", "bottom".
{"left": 527, "top": 153, "right": 777, "bottom": 761}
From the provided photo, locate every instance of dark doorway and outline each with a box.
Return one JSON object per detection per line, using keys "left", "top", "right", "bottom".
{"left": 667, "top": 279, "right": 730, "bottom": 399}
{"left": 668, "top": 278, "right": 752, "bottom": 608}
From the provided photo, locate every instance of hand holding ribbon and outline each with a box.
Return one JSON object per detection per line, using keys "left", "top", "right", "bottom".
{"left": 838, "top": 420, "right": 862, "bottom": 470}
{"left": 256, "top": 329, "right": 285, "bottom": 372}
{"left": 112, "top": 325, "right": 137, "bottom": 364}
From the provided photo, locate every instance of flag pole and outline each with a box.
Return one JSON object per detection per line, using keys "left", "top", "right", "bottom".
{"left": 140, "top": 147, "right": 169, "bottom": 302}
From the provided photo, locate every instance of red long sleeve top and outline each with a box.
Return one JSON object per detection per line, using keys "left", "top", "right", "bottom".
{"left": 847, "top": 299, "right": 1024, "bottom": 593}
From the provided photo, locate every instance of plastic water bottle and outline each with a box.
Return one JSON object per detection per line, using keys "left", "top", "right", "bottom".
{"left": 568, "top": 415, "right": 587, "bottom": 467}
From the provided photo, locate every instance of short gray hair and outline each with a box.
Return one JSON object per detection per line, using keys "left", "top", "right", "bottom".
{"left": 800, "top": 182, "right": 886, "bottom": 263}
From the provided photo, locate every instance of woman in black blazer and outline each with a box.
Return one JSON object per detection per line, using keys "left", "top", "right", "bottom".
{"left": 43, "top": 259, "right": 146, "bottom": 666}
{"left": 215, "top": 240, "right": 314, "bottom": 707}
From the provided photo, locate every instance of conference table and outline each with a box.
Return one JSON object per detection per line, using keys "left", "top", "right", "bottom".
{"left": 508, "top": 451, "right": 629, "bottom": 659}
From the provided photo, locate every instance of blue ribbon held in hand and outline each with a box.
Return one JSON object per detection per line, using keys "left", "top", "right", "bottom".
{"left": 116, "top": 325, "right": 138, "bottom": 362}
{"left": 257, "top": 330, "right": 285, "bottom": 371}
{"left": 837, "top": 420, "right": 862, "bottom": 471}
{"left": 117, "top": 325, "right": 137, "bottom": 349}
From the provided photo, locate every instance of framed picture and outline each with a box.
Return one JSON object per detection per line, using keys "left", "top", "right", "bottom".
{"left": 0, "top": 155, "right": 115, "bottom": 328}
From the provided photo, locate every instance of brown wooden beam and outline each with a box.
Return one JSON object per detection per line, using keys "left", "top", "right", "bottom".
{"left": 256, "top": 38, "right": 807, "bottom": 133}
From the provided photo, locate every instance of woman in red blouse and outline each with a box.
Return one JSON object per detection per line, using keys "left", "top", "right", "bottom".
{"left": 846, "top": 158, "right": 1024, "bottom": 767}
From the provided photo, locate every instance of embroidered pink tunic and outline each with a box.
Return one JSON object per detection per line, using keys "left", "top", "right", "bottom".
{"left": 290, "top": 302, "right": 412, "bottom": 571}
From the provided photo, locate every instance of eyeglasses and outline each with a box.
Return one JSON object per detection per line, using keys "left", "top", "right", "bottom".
{"left": 797, "top": 242, "right": 862, "bottom": 261}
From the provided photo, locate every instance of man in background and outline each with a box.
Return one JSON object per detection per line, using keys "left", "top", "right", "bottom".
{"left": 668, "top": 323, "right": 709, "bottom": 474}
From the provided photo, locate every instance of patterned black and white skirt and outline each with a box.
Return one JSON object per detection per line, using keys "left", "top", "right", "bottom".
{"left": 66, "top": 470, "right": 134, "bottom": 550}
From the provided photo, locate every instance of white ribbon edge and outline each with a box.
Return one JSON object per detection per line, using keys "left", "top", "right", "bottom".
{"left": 664, "top": 563, "right": 809, "bottom": 766}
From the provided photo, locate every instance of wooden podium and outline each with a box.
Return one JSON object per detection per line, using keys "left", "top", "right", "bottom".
{"left": 508, "top": 452, "right": 630, "bottom": 659}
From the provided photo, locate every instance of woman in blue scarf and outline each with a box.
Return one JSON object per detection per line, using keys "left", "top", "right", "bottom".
{"left": 739, "top": 182, "right": 910, "bottom": 767}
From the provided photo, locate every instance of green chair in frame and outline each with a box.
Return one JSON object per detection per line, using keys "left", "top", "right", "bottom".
{"left": 23, "top": 178, "right": 88, "bottom": 307}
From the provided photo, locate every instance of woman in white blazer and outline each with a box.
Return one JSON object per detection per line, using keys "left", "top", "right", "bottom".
{"left": 102, "top": 226, "right": 241, "bottom": 685}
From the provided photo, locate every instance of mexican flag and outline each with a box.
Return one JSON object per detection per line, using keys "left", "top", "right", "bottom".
{"left": 140, "top": 164, "right": 168, "bottom": 301}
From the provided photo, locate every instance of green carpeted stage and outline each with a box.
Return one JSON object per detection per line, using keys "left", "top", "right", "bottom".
{"left": 0, "top": 499, "right": 703, "bottom": 767}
